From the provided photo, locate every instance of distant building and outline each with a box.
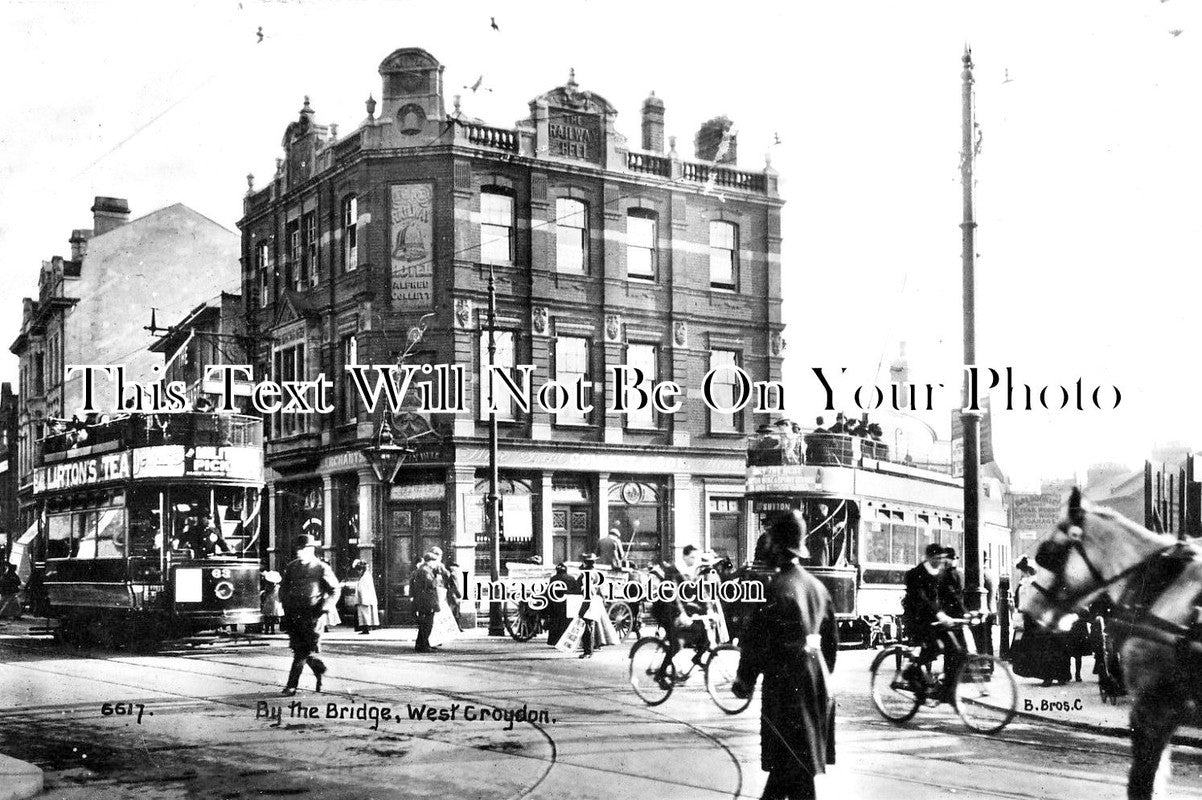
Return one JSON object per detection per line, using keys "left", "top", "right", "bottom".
{"left": 148, "top": 292, "right": 249, "bottom": 409}
{"left": 9, "top": 197, "right": 240, "bottom": 530}
{"left": 0, "top": 383, "right": 17, "bottom": 558}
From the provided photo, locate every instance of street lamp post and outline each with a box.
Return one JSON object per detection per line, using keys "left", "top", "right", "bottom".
{"left": 960, "top": 47, "right": 984, "bottom": 613}
{"left": 486, "top": 264, "right": 504, "bottom": 636}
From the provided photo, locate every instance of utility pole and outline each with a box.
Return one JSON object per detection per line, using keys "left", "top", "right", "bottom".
{"left": 960, "top": 47, "right": 984, "bottom": 612}
{"left": 487, "top": 263, "right": 504, "bottom": 636}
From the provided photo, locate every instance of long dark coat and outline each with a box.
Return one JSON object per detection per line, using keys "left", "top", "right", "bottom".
{"left": 736, "top": 562, "right": 837, "bottom": 776}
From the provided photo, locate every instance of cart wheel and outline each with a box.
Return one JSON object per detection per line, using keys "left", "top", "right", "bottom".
{"left": 609, "top": 602, "right": 634, "bottom": 642}
{"left": 502, "top": 600, "right": 539, "bottom": 642}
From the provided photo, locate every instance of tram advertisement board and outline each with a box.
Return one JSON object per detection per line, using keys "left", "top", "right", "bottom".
{"left": 33, "top": 452, "right": 129, "bottom": 493}
{"left": 131, "top": 445, "right": 263, "bottom": 481}
{"left": 746, "top": 465, "right": 853, "bottom": 495}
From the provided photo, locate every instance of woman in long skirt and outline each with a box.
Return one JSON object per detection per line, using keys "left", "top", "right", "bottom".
{"left": 351, "top": 560, "right": 379, "bottom": 634}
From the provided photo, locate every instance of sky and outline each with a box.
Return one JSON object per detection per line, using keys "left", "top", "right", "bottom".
{"left": 2, "top": 0, "right": 1201, "bottom": 490}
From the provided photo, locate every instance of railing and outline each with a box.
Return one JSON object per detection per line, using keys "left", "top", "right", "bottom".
{"left": 40, "top": 413, "right": 263, "bottom": 463}
{"left": 626, "top": 151, "right": 671, "bottom": 177}
{"left": 746, "top": 431, "right": 951, "bottom": 475}
{"left": 464, "top": 123, "right": 519, "bottom": 152}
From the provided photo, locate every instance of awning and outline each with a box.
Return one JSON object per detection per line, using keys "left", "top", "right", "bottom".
{"left": 8, "top": 521, "right": 38, "bottom": 582}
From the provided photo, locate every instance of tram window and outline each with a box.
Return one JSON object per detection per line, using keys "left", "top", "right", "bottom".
{"left": 891, "top": 524, "right": 918, "bottom": 565}
{"left": 95, "top": 508, "right": 126, "bottom": 558}
{"left": 47, "top": 514, "right": 73, "bottom": 559}
{"left": 127, "top": 489, "right": 164, "bottom": 559}
{"left": 866, "top": 523, "right": 890, "bottom": 563}
{"left": 75, "top": 511, "right": 99, "bottom": 559}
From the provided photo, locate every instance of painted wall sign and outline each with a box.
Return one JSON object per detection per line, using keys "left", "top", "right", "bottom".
{"left": 390, "top": 183, "right": 434, "bottom": 309}
{"left": 547, "top": 109, "right": 602, "bottom": 163}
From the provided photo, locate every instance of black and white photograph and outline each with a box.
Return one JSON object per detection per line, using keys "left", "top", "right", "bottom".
{"left": 3, "top": 1, "right": 1202, "bottom": 798}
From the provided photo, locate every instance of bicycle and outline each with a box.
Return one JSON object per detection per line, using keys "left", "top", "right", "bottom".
{"left": 628, "top": 612, "right": 750, "bottom": 714}
{"left": 869, "top": 613, "right": 1017, "bottom": 734}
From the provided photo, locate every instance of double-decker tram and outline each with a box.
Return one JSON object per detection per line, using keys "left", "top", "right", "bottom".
{"left": 30, "top": 412, "right": 265, "bottom": 647}
{"left": 746, "top": 427, "right": 1009, "bottom": 646}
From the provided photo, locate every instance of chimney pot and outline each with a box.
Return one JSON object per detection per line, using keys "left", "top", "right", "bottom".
{"left": 641, "top": 91, "right": 665, "bottom": 153}
{"left": 90, "top": 197, "right": 130, "bottom": 236}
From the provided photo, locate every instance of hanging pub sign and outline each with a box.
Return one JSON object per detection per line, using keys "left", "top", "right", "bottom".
{"left": 390, "top": 183, "right": 434, "bottom": 309}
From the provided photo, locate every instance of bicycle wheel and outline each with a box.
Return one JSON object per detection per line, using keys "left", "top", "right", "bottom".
{"left": 502, "top": 600, "right": 539, "bottom": 642}
{"left": 629, "top": 637, "right": 675, "bottom": 706}
{"left": 705, "top": 644, "right": 751, "bottom": 714}
{"left": 954, "top": 654, "right": 1017, "bottom": 734}
{"left": 869, "top": 645, "right": 922, "bottom": 723}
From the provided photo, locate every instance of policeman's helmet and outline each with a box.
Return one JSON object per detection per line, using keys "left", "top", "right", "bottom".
{"left": 770, "top": 510, "right": 809, "bottom": 558}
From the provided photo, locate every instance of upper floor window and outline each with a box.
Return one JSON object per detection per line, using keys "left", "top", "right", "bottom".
{"left": 625, "top": 343, "right": 657, "bottom": 429}
{"left": 273, "top": 342, "right": 306, "bottom": 437}
{"left": 342, "top": 195, "right": 358, "bottom": 271}
{"left": 709, "top": 221, "right": 737, "bottom": 290}
{"left": 479, "top": 330, "right": 517, "bottom": 421}
{"left": 341, "top": 334, "right": 358, "bottom": 423}
{"left": 480, "top": 190, "right": 514, "bottom": 265}
{"left": 555, "top": 198, "right": 587, "bottom": 274}
{"left": 708, "top": 349, "right": 742, "bottom": 433}
{"left": 285, "top": 219, "right": 300, "bottom": 288}
{"left": 554, "top": 336, "right": 590, "bottom": 425}
{"left": 34, "top": 353, "right": 45, "bottom": 395}
{"left": 626, "top": 210, "right": 657, "bottom": 281}
{"left": 256, "top": 241, "right": 271, "bottom": 308}
{"left": 302, "top": 211, "right": 318, "bottom": 287}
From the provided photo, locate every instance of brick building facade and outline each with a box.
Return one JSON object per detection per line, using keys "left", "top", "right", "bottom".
{"left": 239, "top": 48, "right": 785, "bottom": 623}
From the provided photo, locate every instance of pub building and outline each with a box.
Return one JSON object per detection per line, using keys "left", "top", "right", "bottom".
{"left": 239, "top": 48, "right": 784, "bottom": 625}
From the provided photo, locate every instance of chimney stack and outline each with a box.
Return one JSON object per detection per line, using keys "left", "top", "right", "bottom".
{"left": 91, "top": 197, "right": 130, "bottom": 236}
{"left": 641, "top": 92, "right": 665, "bottom": 153}
{"left": 69, "top": 229, "right": 93, "bottom": 261}
{"left": 694, "top": 116, "right": 737, "bottom": 165}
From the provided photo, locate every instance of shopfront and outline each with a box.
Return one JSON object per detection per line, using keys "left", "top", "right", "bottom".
{"left": 606, "top": 477, "right": 667, "bottom": 568}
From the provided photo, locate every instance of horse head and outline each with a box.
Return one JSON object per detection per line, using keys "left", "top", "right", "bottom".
{"left": 1019, "top": 487, "right": 1177, "bottom": 630}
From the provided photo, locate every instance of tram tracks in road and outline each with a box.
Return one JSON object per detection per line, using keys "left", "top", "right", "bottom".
{"left": 0, "top": 638, "right": 747, "bottom": 800}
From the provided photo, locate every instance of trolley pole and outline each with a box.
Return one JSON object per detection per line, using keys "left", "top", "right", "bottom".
{"left": 487, "top": 263, "right": 505, "bottom": 636}
{"left": 960, "top": 47, "right": 985, "bottom": 613}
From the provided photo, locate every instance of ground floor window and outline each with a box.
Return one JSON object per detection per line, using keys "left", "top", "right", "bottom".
{"left": 708, "top": 497, "right": 744, "bottom": 565}
{"left": 607, "top": 478, "right": 665, "bottom": 568}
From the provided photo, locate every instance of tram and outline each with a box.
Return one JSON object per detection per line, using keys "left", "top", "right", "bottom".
{"left": 26, "top": 412, "right": 265, "bottom": 646}
{"left": 746, "top": 428, "right": 1011, "bottom": 646}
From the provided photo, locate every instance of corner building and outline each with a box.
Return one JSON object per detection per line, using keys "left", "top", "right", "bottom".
{"left": 240, "top": 48, "right": 784, "bottom": 624}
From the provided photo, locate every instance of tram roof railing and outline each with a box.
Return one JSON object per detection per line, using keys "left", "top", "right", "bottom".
{"left": 38, "top": 412, "right": 263, "bottom": 465}
{"left": 746, "top": 430, "right": 953, "bottom": 475}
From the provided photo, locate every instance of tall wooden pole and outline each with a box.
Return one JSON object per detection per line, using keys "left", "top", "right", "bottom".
{"left": 960, "top": 47, "right": 983, "bottom": 611}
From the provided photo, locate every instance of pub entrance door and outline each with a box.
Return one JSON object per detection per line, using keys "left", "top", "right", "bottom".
{"left": 387, "top": 503, "right": 444, "bottom": 623}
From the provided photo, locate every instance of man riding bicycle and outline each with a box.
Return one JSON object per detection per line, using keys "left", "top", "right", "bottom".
{"left": 650, "top": 546, "right": 721, "bottom": 686}
{"left": 902, "top": 543, "right": 967, "bottom": 698}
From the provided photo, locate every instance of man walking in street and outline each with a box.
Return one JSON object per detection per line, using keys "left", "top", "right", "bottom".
{"left": 280, "top": 534, "right": 339, "bottom": 695}
{"left": 410, "top": 553, "right": 440, "bottom": 653}
{"left": 733, "top": 510, "right": 837, "bottom": 800}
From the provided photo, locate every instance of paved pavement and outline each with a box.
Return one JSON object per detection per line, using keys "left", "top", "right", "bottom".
{"left": 3, "top": 619, "right": 1202, "bottom": 799}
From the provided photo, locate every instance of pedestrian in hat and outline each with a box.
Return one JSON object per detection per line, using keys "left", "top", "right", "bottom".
{"left": 259, "top": 570, "right": 283, "bottom": 634}
{"left": 733, "top": 510, "right": 837, "bottom": 800}
{"left": 349, "top": 560, "right": 379, "bottom": 635}
{"left": 598, "top": 528, "right": 625, "bottom": 570}
{"left": 546, "top": 562, "right": 574, "bottom": 646}
{"left": 279, "top": 534, "right": 338, "bottom": 695}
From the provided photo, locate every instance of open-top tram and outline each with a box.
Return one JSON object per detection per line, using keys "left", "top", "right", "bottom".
{"left": 746, "top": 429, "right": 1010, "bottom": 646}
{"left": 27, "top": 412, "right": 265, "bottom": 647}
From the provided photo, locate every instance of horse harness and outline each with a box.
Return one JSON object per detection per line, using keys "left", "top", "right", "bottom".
{"left": 1033, "top": 521, "right": 1202, "bottom": 661}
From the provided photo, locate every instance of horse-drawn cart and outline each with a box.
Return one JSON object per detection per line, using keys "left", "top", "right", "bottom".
{"left": 501, "top": 562, "right": 645, "bottom": 643}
